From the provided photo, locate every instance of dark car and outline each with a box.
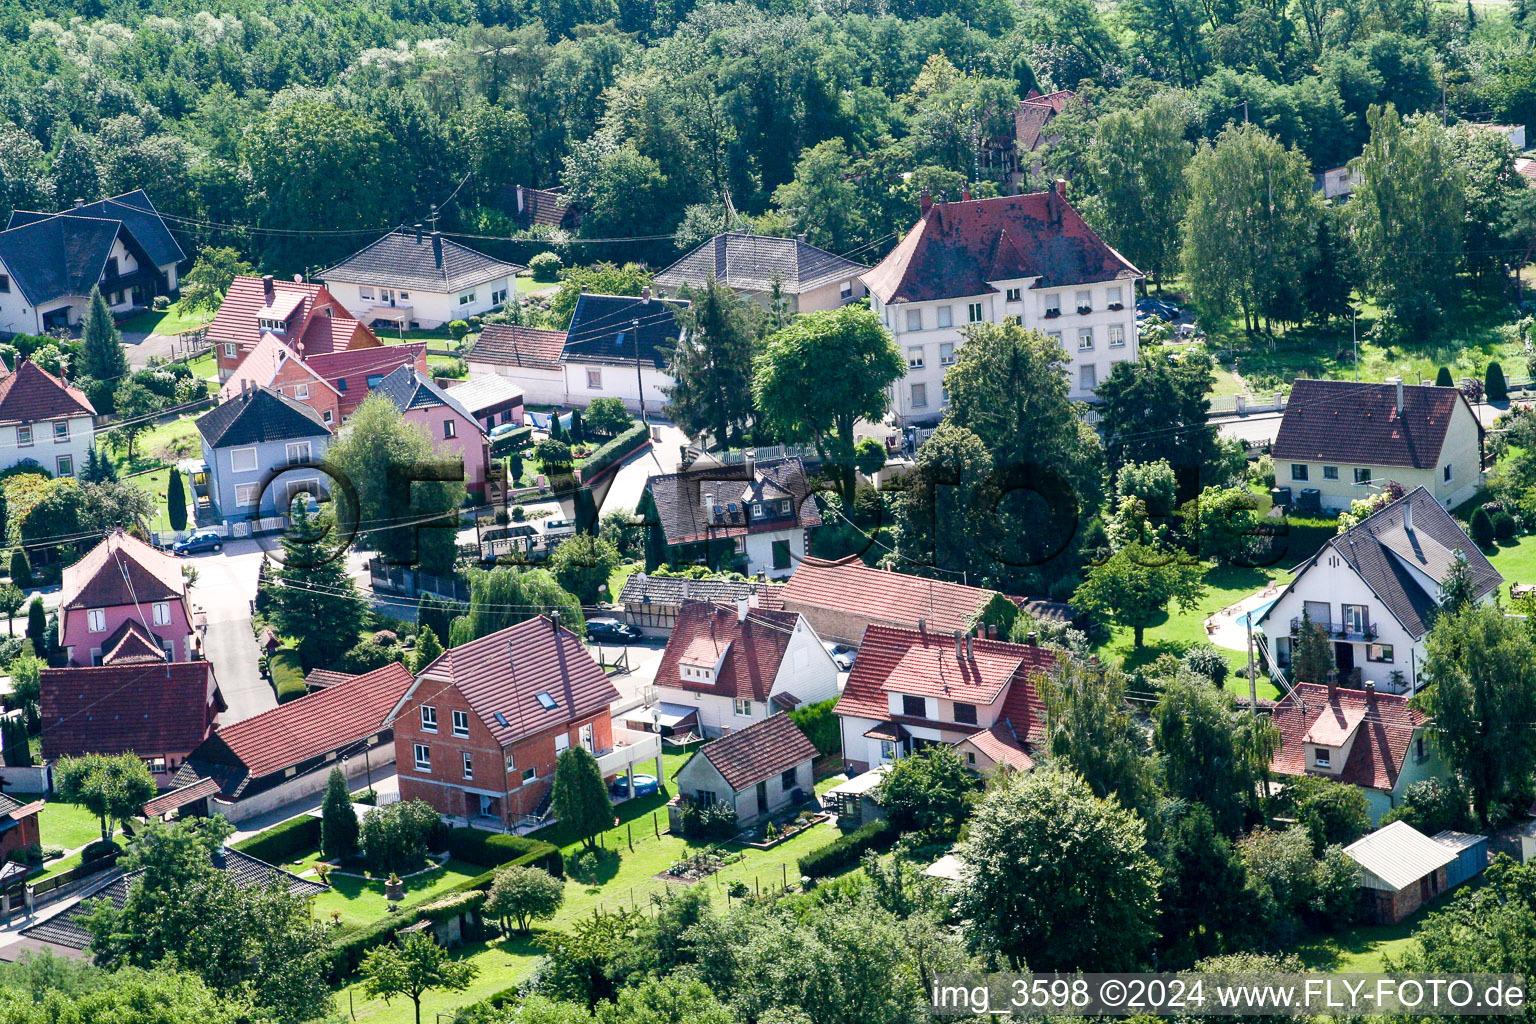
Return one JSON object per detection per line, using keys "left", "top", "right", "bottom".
{"left": 173, "top": 530, "right": 224, "bottom": 555}
{"left": 586, "top": 617, "right": 644, "bottom": 643}
{"left": 1136, "top": 297, "right": 1180, "bottom": 320}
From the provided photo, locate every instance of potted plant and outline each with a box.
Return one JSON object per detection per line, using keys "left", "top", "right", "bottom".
{"left": 385, "top": 873, "right": 405, "bottom": 901}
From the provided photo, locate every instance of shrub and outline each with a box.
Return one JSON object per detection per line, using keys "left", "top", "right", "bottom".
{"left": 1248, "top": 454, "right": 1275, "bottom": 489}
{"left": 583, "top": 398, "right": 631, "bottom": 437}
{"left": 360, "top": 799, "right": 441, "bottom": 874}
{"left": 151, "top": 295, "right": 171, "bottom": 311}
{"left": 535, "top": 438, "right": 572, "bottom": 467}
{"left": 1470, "top": 506, "right": 1495, "bottom": 547}
{"left": 81, "top": 838, "right": 122, "bottom": 863}
{"left": 448, "top": 320, "right": 470, "bottom": 342}
{"left": 529, "top": 252, "right": 562, "bottom": 282}
{"left": 1494, "top": 511, "right": 1518, "bottom": 541}
{"left": 678, "top": 801, "right": 738, "bottom": 840}
{"left": 442, "top": 827, "right": 563, "bottom": 874}
{"left": 567, "top": 847, "right": 616, "bottom": 883}
{"left": 1181, "top": 644, "right": 1230, "bottom": 687}
{"left": 1487, "top": 361, "right": 1508, "bottom": 401}
{"left": 798, "top": 818, "right": 896, "bottom": 878}
{"left": 232, "top": 814, "right": 321, "bottom": 864}
{"left": 1436, "top": 366, "right": 1454, "bottom": 388}
{"left": 788, "top": 696, "right": 840, "bottom": 756}
{"left": 578, "top": 423, "right": 650, "bottom": 481}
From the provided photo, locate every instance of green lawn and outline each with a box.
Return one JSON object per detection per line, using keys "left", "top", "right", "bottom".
{"left": 126, "top": 467, "right": 187, "bottom": 534}
{"left": 338, "top": 935, "right": 542, "bottom": 1024}
{"left": 1484, "top": 533, "right": 1536, "bottom": 599}
{"left": 185, "top": 350, "right": 216, "bottom": 380}
{"left": 31, "top": 848, "right": 85, "bottom": 882}
{"left": 118, "top": 301, "right": 215, "bottom": 338}
{"left": 111, "top": 412, "right": 203, "bottom": 476}
{"left": 34, "top": 799, "right": 108, "bottom": 850}
{"left": 605, "top": 561, "right": 641, "bottom": 604}
{"left": 517, "top": 275, "right": 556, "bottom": 295}
{"left": 309, "top": 858, "right": 486, "bottom": 928}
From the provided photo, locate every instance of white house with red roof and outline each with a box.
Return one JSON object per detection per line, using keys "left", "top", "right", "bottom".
{"left": 388, "top": 616, "right": 658, "bottom": 829}
{"left": 833, "top": 624, "right": 1057, "bottom": 772}
{"left": 1270, "top": 680, "right": 1446, "bottom": 821}
{"left": 862, "top": 183, "right": 1142, "bottom": 420}
{"left": 58, "top": 530, "right": 195, "bottom": 665}
{"left": 209, "top": 274, "right": 382, "bottom": 383}
{"left": 0, "top": 360, "right": 95, "bottom": 478}
{"left": 653, "top": 600, "right": 840, "bottom": 739}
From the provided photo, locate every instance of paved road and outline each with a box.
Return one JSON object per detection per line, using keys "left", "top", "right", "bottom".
{"left": 121, "top": 331, "right": 183, "bottom": 369}
{"left": 1215, "top": 411, "right": 1284, "bottom": 447}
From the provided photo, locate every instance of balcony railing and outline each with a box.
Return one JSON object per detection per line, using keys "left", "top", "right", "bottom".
{"left": 1290, "top": 617, "right": 1378, "bottom": 641}
{"left": 595, "top": 726, "right": 662, "bottom": 776}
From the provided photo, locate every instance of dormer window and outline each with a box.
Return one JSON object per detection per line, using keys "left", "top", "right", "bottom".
{"left": 751, "top": 502, "right": 763, "bottom": 518}
{"left": 1313, "top": 748, "right": 1331, "bottom": 769}
{"left": 258, "top": 318, "right": 286, "bottom": 332}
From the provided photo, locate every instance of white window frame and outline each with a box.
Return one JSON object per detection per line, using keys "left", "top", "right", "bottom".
{"left": 462, "top": 752, "right": 474, "bottom": 780}
{"left": 294, "top": 382, "right": 310, "bottom": 400}
{"left": 521, "top": 766, "right": 537, "bottom": 783}
{"left": 444, "top": 420, "right": 457, "bottom": 439}
{"left": 87, "top": 608, "right": 106, "bottom": 633}
{"left": 152, "top": 602, "right": 171, "bottom": 626}
{"left": 586, "top": 368, "right": 602, "bottom": 389}
{"left": 235, "top": 483, "right": 259, "bottom": 507}
{"left": 1313, "top": 748, "right": 1331, "bottom": 768}
{"left": 413, "top": 744, "right": 431, "bottom": 772}
{"left": 1108, "top": 324, "right": 1125, "bottom": 348}
{"left": 967, "top": 302, "right": 984, "bottom": 323}
{"left": 223, "top": 343, "right": 236, "bottom": 359}
{"left": 1107, "top": 286, "right": 1123, "bottom": 307}
{"left": 1079, "top": 364, "right": 1097, "bottom": 390}
{"left": 1005, "top": 287, "right": 1021, "bottom": 302}
{"left": 56, "top": 455, "right": 73, "bottom": 478}
{"left": 323, "top": 410, "right": 334, "bottom": 425}
{"left": 1444, "top": 463, "right": 1453, "bottom": 482}
{"left": 285, "top": 441, "right": 310, "bottom": 466}
{"left": 231, "top": 447, "right": 258, "bottom": 473}
{"left": 452, "top": 709, "right": 470, "bottom": 737}
{"left": 1078, "top": 328, "right": 1094, "bottom": 351}
{"left": 359, "top": 286, "right": 375, "bottom": 300}
{"left": 420, "top": 705, "right": 438, "bottom": 733}
{"left": 459, "top": 290, "right": 476, "bottom": 306}
{"left": 1043, "top": 294, "right": 1061, "bottom": 316}
{"left": 16, "top": 425, "right": 30, "bottom": 447}
{"left": 734, "top": 698, "right": 753, "bottom": 717}
{"left": 906, "top": 346, "right": 924, "bottom": 369}
{"left": 939, "top": 342, "right": 955, "bottom": 366}
{"left": 1075, "top": 289, "right": 1092, "bottom": 312}
{"left": 53, "top": 421, "right": 68, "bottom": 442}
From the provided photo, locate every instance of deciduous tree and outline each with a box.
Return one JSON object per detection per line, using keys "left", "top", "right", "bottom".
{"left": 486, "top": 864, "right": 565, "bottom": 933}
{"left": 360, "top": 931, "right": 479, "bottom": 1024}
{"left": 55, "top": 752, "right": 157, "bottom": 841}
{"left": 1081, "top": 95, "right": 1193, "bottom": 288}
{"left": 551, "top": 746, "right": 614, "bottom": 853}
{"left": 1072, "top": 543, "right": 1205, "bottom": 647}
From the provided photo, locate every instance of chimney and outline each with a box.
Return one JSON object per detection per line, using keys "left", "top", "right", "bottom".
{"left": 516, "top": 185, "right": 525, "bottom": 214}
{"left": 986, "top": 624, "right": 997, "bottom": 639}
{"left": 920, "top": 185, "right": 932, "bottom": 215}
{"left": 1404, "top": 499, "right": 1413, "bottom": 533}
{"left": 1046, "top": 183, "right": 1064, "bottom": 227}
{"left": 415, "top": 223, "right": 423, "bottom": 244}
{"left": 431, "top": 231, "right": 443, "bottom": 269}
{"left": 292, "top": 274, "right": 302, "bottom": 284}
{"left": 1025, "top": 631, "right": 1038, "bottom": 646}
{"left": 953, "top": 629, "right": 963, "bottom": 660}
{"left": 641, "top": 285, "right": 651, "bottom": 305}
{"left": 73, "top": 198, "right": 83, "bottom": 209}
{"left": 1364, "top": 680, "right": 1376, "bottom": 700}
{"left": 962, "top": 184, "right": 972, "bottom": 202}
{"left": 1327, "top": 668, "right": 1338, "bottom": 701}
{"left": 965, "top": 634, "right": 974, "bottom": 660}
{"left": 1387, "top": 375, "right": 1404, "bottom": 413}
{"left": 1055, "top": 178, "right": 1068, "bottom": 198}
{"left": 743, "top": 450, "right": 755, "bottom": 479}
{"left": 796, "top": 233, "right": 806, "bottom": 244}
{"left": 549, "top": 609, "right": 561, "bottom": 636}
{"left": 737, "top": 598, "right": 749, "bottom": 622}
{"left": 918, "top": 617, "right": 927, "bottom": 636}
{"left": 262, "top": 274, "right": 275, "bottom": 301}
{"left": 747, "top": 592, "right": 759, "bottom": 609}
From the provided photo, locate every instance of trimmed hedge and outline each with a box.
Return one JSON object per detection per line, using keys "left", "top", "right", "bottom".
{"left": 797, "top": 818, "right": 897, "bottom": 878}
{"left": 579, "top": 423, "right": 649, "bottom": 482}
{"left": 788, "top": 697, "right": 840, "bottom": 757}
{"left": 442, "top": 827, "right": 563, "bottom": 875}
{"left": 232, "top": 815, "right": 321, "bottom": 865}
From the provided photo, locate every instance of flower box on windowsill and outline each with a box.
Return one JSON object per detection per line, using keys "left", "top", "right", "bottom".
{"left": 1077, "top": 305, "right": 1093, "bottom": 315}
{"left": 1107, "top": 302, "right": 1124, "bottom": 311}
{"left": 1043, "top": 309, "right": 1062, "bottom": 319}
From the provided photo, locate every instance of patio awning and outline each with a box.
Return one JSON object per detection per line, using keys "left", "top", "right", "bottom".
{"left": 143, "top": 777, "right": 219, "bottom": 818}
{"left": 863, "top": 721, "right": 907, "bottom": 742}
{"left": 653, "top": 703, "right": 700, "bottom": 730}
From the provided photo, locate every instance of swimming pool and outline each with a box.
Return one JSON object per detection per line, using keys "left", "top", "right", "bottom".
{"left": 1236, "top": 599, "right": 1276, "bottom": 630}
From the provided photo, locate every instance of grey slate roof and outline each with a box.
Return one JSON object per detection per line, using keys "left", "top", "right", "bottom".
{"left": 1268, "top": 486, "right": 1502, "bottom": 640}
{"left": 322, "top": 228, "right": 521, "bottom": 294}
{"left": 374, "top": 364, "right": 481, "bottom": 426}
{"left": 7, "top": 190, "right": 185, "bottom": 274}
{"left": 619, "top": 572, "right": 785, "bottom": 609}
{"left": 195, "top": 386, "right": 331, "bottom": 449}
{"left": 655, "top": 233, "right": 867, "bottom": 295}
{"left": 0, "top": 215, "right": 121, "bottom": 307}
{"left": 21, "top": 847, "right": 327, "bottom": 951}
{"left": 562, "top": 293, "right": 688, "bottom": 369}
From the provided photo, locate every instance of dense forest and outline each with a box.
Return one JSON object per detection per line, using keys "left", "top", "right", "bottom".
{"left": 1, "top": 0, "right": 1533, "bottom": 292}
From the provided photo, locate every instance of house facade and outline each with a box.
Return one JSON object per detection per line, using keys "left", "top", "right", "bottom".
{"left": 1257, "top": 487, "right": 1501, "bottom": 693}
{"left": 194, "top": 385, "right": 333, "bottom": 523}
{"left": 321, "top": 227, "right": 522, "bottom": 330}
{"left": 672, "top": 713, "right": 818, "bottom": 824}
{"left": 0, "top": 360, "right": 95, "bottom": 478}
{"left": 209, "top": 275, "right": 380, "bottom": 383}
{"left": 374, "top": 364, "right": 491, "bottom": 498}
{"left": 862, "top": 183, "right": 1142, "bottom": 422}
{"left": 466, "top": 325, "right": 568, "bottom": 406}
{"left": 1271, "top": 681, "right": 1446, "bottom": 822}
{"left": 653, "top": 600, "right": 840, "bottom": 739}
{"left": 1272, "top": 378, "right": 1482, "bottom": 512}
{"left": 0, "top": 191, "right": 185, "bottom": 334}
{"left": 0, "top": 794, "right": 42, "bottom": 863}
{"left": 655, "top": 233, "right": 867, "bottom": 312}
{"left": 389, "top": 616, "right": 656, "bottom": 829}
{"left": 834, "top": 624, "right": 1057, "bottom": 773}
{"left": 560, "top": 290, "right": 685, "bottom": 414}
{"left": 640, "top": 456, "right": 821, "bottom": 580}
{"left": 59, "top": 531, "right": 195, "bottom": 664}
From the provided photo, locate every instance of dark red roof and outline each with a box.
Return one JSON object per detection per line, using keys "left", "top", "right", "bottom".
{"left": 1015, "top": 89, "right": 1076, "bottom": 151}
{"left": 863, "top": 189, "right": 1140, "bottom": 303}
{"left": 469, "top": 325, "right": 567, "bottom": 371}
{"left": 1270, "top": 683, "right": 1422, "bottom": 791}
{"left": 142, "top": 775, "right": 219, "bottom": 817}
{"left": 60, "top": 531, "right": 185, "bottom": 610}
{"left": 99, "top": 618, "right": 167, "bottom": 665}
{"left": 695, "top": 712, "right": 818, "bottom": 791}
{"left": 0, "top": 360, "right": 94, "bottom": 424}
{"left": 781, "top": 559, "right": 996, "bottom": 637}
{"left": 194, "top": 662, "right": 412, "bottom": 785}
{"left": 39, "top": 661, "right": 223, "bottom": 760}
{"left": 655, "top": 602, "right": 799, "bottom": 703}
{"left": 1272, "top": 379, "right": 1470, "bottom": 470}
{"left": 417, "top": 616, "right": 619, "bottom": 746}
{"left": 834, "top": 625, "right": 1054, "bottom": 746}
{"left": 208, "top": 276, "right": 377, "bottom": 357}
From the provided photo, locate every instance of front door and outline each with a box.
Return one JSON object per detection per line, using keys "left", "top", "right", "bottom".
{"left": 380, "top": 288, "right": 395, "bottom": 306}
{"left": 1335, "top": 641, "right": 1355, "bottom": 679}
{"left": 755, "top": 780, "right": 769, "bottom": 816}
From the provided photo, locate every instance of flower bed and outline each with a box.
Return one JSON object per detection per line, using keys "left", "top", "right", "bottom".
{"left": 733, "top": 810, "right": 829, "bottom": 850}
{"left": 656, "top": 845, "right": 744, "bottom": 883}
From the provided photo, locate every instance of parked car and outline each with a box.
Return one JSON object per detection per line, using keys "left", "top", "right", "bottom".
{"left": 828, "top": 644, "right": 857, "bottom": 671}
{"left": 173, "top": 531, "right": 224, "bottom": 555}
{"left": 586, "top": 617, "right": 644, "bottom": 643}
{"left": 610, "top": 772, "right": 659, "bottom": 797}
{"left": 1136, "top": 297, "right": 1180, "bottom": 320}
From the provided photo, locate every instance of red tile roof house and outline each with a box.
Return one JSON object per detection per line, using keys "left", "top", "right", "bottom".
{"left": 172, "top": 662, "right": 413, "bottom": 822}
{"left": 1270, "top": 681, "right": 1446, "bottom": 823}
{"left": 0, "top": 360, "right": 96, "bottom": 479}
{"left": 833, "top": 624, "right": 1058, "bottom": 773}
{"left": 670, "top": 713, "right": 819, "bottom": 827}
{"left": 466, "top": 325, "right": 568, "bottom": 406}
{"left": 652, "top": 600, "right": 841, "bottom": 740}
{"left": 58, "top": 530, "right": 196, "bottom": 665}
{"left": 208, "top": 274, "right": 383, "bottom": 384}
{"left": 388, "top": 616, "right": 660, "bottom": 831}
{"left": 219, "top": 335, "right": 432, "bottom": 428}
{"left": 1008, "top": 89, "right": 1077, "bottom": 184}
{"left": 39, "top": 660, "right": 225, "bottom": 785}
{"left": 861, "top": 184, "right": 1142, "bottom": 422}
{"left": 779, "top": 557, "right": 1003, "bottom": 648}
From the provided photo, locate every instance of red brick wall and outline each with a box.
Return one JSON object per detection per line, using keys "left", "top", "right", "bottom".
{"left": 393, "top": 680, "right": 616, "bottom": 824}
{"left": 0, "top": 810, "right": 38, "bottom": 860}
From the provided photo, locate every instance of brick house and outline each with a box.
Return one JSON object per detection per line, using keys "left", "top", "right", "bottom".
{"left": 779, "top": 557, "right": 1001, "bottom": 647}
{"left": 1343, "top": 821, "right": 1457, "bottom": 923}
{"left": 59, "top": 530, "right": 195, "bottom": 665}
{"left": 0, "top": 794, "right": 43, "bottom": 862}
{"left": 209, "top": 274, "right": 381, "bottom": 383}
{"left": 389, "top": 616, "right": 658, "bottom": 829}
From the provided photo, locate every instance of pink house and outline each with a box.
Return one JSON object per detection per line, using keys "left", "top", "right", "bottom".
{"left": 59, "top": 531, "right": 196, "bottom": 665}
{"left": 374, "top": 364, "right": 491, "bottom": 497}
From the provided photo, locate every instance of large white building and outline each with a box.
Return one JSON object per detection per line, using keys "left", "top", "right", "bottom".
{"left": 862, "top": 183, "right": 1143, "bottom": 423}
{"left": 321, "top": 227, "right": 522, "bottom": 331}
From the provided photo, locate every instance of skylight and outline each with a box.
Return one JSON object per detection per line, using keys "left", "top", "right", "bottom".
{"left": 493, "top": 712, "right": 509, "bottom": 727}
{"left": 535, "top": 691, "right": 558, "bottom": 710}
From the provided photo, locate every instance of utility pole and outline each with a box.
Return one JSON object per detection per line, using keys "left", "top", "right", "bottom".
{"left": 1352, "top": 306, "right": 1358, "bottom": 381}
{"left": 633, "top": 318, "right": 646, "bottom": 424}
{"left": 1246, "top": 617, "right": 1258, "bottom": 717}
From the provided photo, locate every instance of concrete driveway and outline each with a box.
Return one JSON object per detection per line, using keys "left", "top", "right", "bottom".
{"left": 598, "top": 422, "right": 691, "bottom": 517}
{"left": 183, "top": 538, "right": 273, "bottom": 725}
